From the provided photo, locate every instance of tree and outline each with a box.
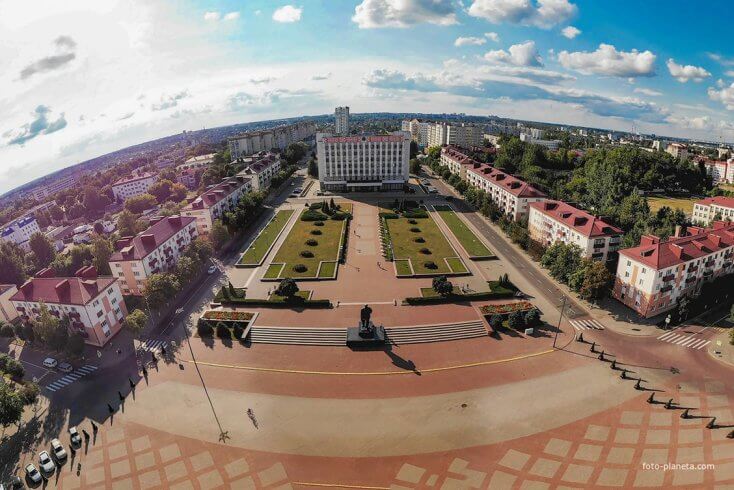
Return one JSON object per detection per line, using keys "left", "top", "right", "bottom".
{"left": 29, "top": 232, "right": 56, "bottom": 269}
{"left": 508, "top": 310, "right": 526, "bottom": 330}
{"left": 91, "top": 235, "right": 113, "bottom": 275}
{"left": 66, "top": 333, "right": 85, "bottom": 357}
{"left": 174, "top": 256, "right": 199, "bottom": 284}
{"left": 307, "top": 158, "right": 319, "bottom": 178}
{"left": 170, "top": 183, "right": 188, "bottom": 202}
{"left": 432, "top": 275, "right": 454, "bottom": 297}
{"left": 48, "top": 317, "right": 69, "bottom": 351}
{"left": 210, "top": 220, "right": 230, "bottom": 250}
{"left": 82, "top": 186, "right": 110, "bottom": 218}
{"left": 117, "top": 209, "right": 140, "bottom": 237}
{"left": 524, "top": 308, "right": 540, "bottom": 327}
{"left": 122, "top": 309, "right": 149, "bottom": 338}
{"left": 185, "top": 237, "right": 214, "bottom": 265}
{"left": 0, "top": 383, "right": 24, "bottom": 428}
{"left": 67, "top": 202, "right": 86, "bottom": 219}
{"left": 409, "top": 158, "right": 421, "bottom": 175}
{"left": 159, "top": 167, "right": 177, "bottom": 181}
{"left": 149, "top": 180, "right": 174, "bottom": 204}
{"left": 284, "top": 142, "right": 308, "bottom": 165}
{"left": 124, "top": 194, "right": 157, "bottom": 214}
{"left": 275, "top": 278, "right": 299, "bottom": 298}
{"left": 579, "top": 261, "right": 613, "bottom": 300}
{"left": 48, "top": 204, "right": 64, "bottom": 221}
{"left": 0, "top": 242, "right": 27, "bottom": 285}
{"left": 32, "top": 303, "right": 60, "bottom": 345}
{"left": 18, "top": 383, "right": 40, "bottom": 406}
{"left": 489, "top": 314, "right": 504, "bottom": 330}
{"left": 142, "top": 273, "right": 181, "bottom": 310}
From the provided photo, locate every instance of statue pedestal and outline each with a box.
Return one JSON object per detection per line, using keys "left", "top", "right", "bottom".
{"left": 346, "top": 322, "right": 386, "bottom": 349}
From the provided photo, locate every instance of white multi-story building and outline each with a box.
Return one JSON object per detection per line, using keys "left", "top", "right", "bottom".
{"left": 30, "top": 174, "right": 78, "bottom": 201}
{"left": 427, "top": 123, "right": 483, "bottom": 148}
{"left": 401, "top": 119, "right": 431, "bottom": 147}
{"left": 228, "top": 121, "right": 316, "bottom": 160}
{"left": 427, "top": 123, "right": 448, "bottom": 147}
{"left": 0, "top": 284, "right": 19, "bottom": 324}
{"left": 182, "top": 176, "right": 253, "bottom": 233}
{"left": 177, "top": 153, "right": 216, "bottom": 172}
{"left": 528, "top": 200, "right": 622, "bottom": 261}
{"left": 10, "top": 266, "right": 127, "bottom": 347}
{"left": 692, "top": 196, "right": 734, "bottom": 225}
{"left": 237, "top": 152, "right": 282, "bottom": 191}
{"left": 701, "top": 159, "right": 734, "bottom": 185}
{"left": 613, "top": 222, "right": 734, "bottom": 318}
{"left": 666, "top": 143, "right": 689, "bottom": 160}
{"left": 335, "top": 106, "right": 350, "bottom": 135}
{"left": 1, "top": 216, "right": 40, "bottom": 250}
{"left": 316, "top": 132, "right": 410, "bottom": 192}
{"left": 109, "top": 215, "right": 198, "bottom": 295}
{"left": 520, "top": 133, "right": 561, "bottom": 151}
{"left": 112, "top": 172, "right": 158, "bottom": 202}
{"left": 440, "top": 147, "right": 546, "bottom": 221}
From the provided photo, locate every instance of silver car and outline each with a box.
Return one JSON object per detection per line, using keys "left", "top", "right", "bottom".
{"left": 68, "top": 426, "right": 82, "bottom": 447}
{"left": 38, "top": 451, "right": 55, "bottom": 474}
{"left": 51, "top": 438, "right": 67, "bottom": 461}
{"left": 25, "top": 463, "right": 42, "bottom": 483}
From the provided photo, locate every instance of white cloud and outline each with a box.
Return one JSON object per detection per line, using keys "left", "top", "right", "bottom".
{"left": 223, "top": 12, "right": 240, "bottom": 21}
{"left": 558, "top": 44, "right": 656, "bottom": 78}
{"left": 633, "top": 87, "right": 662, "bottom": 96}
{"left": 150, "top": 90, "right": 190, "bottom": 111}
{"left": 485, "top": 32, "right": 500, "bottom": 42}
{"left": 204, "top": 11, "right": 239, "bottom": 22}
{"left": 707, "top": 53, "right": 734, "bottom": 67}
{"left": 311, "top": 72, "right": 332, "bottom": 81}
{"left": 5, "top": 105, "right": 67, "bottom": 145}
{"left": 455, "top": 36, "right": 487, "bottom": 47}
{"left": 203, "top": 11, "right": 220, "bottom": 21}
{"left": 708, "top": 81, "right": 734, "bottom": 110}
{"left": 666, "top": 114, "right": 712, "bottom": 130}
{"left": 725, "top": 70, "right": 734, "bottom": 78}
{"left": 19, "top": 36, "right": 77, "bottom": 80}
{"left": 468, "top": 0, "right": 577, "bottom": 29}
{"left": 273, "top": 5, "right": 302, "bottom": 23}
{"left": 484, "top": 41, "right": 542, "bottom": 67}
{"left": 666, "top": 58, "right": 711, "bottom": 83}
{"left": 352, "top": 0, "right": 457, "bottom": 28}
{"left": 561, "top": 26, "right": 580, "bottom": 39}
{"left": 249, "top": 76, "right": 276, "bottom": 85}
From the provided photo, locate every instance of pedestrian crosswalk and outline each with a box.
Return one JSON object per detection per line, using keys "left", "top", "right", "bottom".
{"left": 569, "top": 319, "right": 605, "bottom": 331}
{"left": 46, "top": 365, "right": 98, "bottom": 393}
{"left": 138, "top": 339, "right": 168, "bottom": 353}
{"left": 657, "top": 330, "right": 711, "bottom": 350}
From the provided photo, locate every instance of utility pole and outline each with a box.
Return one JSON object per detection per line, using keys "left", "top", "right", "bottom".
{"left": 553, "top": 296, "right": 567, "bottom": 349}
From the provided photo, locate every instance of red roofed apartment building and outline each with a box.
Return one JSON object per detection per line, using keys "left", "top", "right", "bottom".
{"left": 612, "top": 221, "right": 734, "bottom": 317}
{"left": 692, "top": 196, "right": 734, "bottom": 225}
{"left": 528, "top": 200, "right": 622, "bottom": 262}
{"left": 109, "top": 215, "right": 198, "bottom": 295}
{"left": 439, "top": 146, "right": 546, "bottom": 221}
{"left": 112, "top": 171, "right": 158, "bottom": 202}
{"left": 182, "top": 176, "right": 252, "bottom": 234}
{"left": 10, "top": 266, "right": 127, "bottom": 346}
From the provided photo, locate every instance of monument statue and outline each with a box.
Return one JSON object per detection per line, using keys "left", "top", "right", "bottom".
{"left": 359, "top": 304, "right": 374, "bottom": 337}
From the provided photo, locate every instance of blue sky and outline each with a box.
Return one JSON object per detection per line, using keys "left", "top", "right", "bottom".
{"left": 2, "top": 0, "right": 734, "bottom": 194}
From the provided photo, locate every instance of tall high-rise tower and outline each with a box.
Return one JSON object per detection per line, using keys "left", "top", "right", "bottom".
{"left": 335, "top": 106, "right": 350, "bottom": 135}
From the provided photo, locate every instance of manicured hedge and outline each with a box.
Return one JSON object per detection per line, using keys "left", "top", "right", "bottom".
{"left": 405, "top": 290, "right": 516, "bottom": 305}
{"left": 215, "top": 287, "right": 332, "bottom": 308}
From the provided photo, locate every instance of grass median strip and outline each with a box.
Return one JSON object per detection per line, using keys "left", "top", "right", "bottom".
{"left": 239, "top": 209, "right": 295, "bottom": 266}
{"left": 434, "top": 205, "right": 494, "bottom": 258}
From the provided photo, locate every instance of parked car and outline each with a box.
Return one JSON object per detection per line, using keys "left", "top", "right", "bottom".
{"left": 50, "top": 439, "right": 67, "bottom": 462}
{"left": 42, "top": 358, "right": 58, "bottom": 369}
{"left": 6, "top": 475, "right": 23, "bottom": 489}
{"left": 207, "top": 266, "right": 217, "bottom": 274}
{"left": 38, "top": 451, "right": 54, "bottom": 475}
{"left": 58, "top": 362, "right": 73, "bottom": 373}
{"left": 25, "top": 464, "right": 41, "bottom": 484}
{"left": 68, "top": 426, "right": 82, "bottom": 447}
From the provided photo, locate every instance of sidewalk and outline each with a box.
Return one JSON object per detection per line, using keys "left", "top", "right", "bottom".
{"left": 707, "top": 330, "right": 734, "bottom": 368}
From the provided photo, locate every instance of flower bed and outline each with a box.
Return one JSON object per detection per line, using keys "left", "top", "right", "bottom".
{"left": 201, "top": 310, "right": 254, "bottom": 322}
{"left": 479, "top": 301, "right": 534, "bottom": 316}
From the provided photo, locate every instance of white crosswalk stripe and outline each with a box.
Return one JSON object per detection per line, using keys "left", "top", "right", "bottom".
{"left": 138, "top": 339, "right": 167, "bottom": 353}
{"left": 45, "top": 364, "right": 98, "bottom": 393}
{"left": 569, "top": 319, "right": 605, "bottom": 331}
{"left": 656, "top": 331, "right": 711, "bottom": 350}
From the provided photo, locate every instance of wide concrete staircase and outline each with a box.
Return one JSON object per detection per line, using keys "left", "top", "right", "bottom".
{"left": 248, "top": 320, "right": 487, "bottom": 346}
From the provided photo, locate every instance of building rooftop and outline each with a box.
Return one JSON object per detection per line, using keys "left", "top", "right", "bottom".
{"left": 109, "top": 215, "right": 197, "bottom": 261}
{"left": 112, "top": 172, "right": 157, "bottom": 187}
{"left": 619, "top": 221, "right": 734, "bottom": 269}
{"left": 530, "top": 200, "right": 622, "bottom": 237}
{"left": 466, "top": 162, "right": 546, "bottom": 199}
{"left": 184, "top": 176, "right": 251, "bottom": 210}
{"left": 1, "top": 215, "right": 37, "bottom": 237}
{"left": 10, "top": 266, "right": 116, "bottom": 306}
{"left": 184, "top": 153, "right": 216, "bottom": 164}
{"left": 696, "top": 196, "right": 734, "bottom": 208}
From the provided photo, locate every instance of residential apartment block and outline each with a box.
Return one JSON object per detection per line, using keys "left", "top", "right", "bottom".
{"left": 1, "top": 216, "right": 40, "bottom": 250}
{"left": 692, "top": 196, "right": 734, "bottom": 225}
{"left": 109, "top": 215, "right": 198, "bottom": 295}
{"left": 112, "top": 172, "right": 158, "bottom": 202}
{"left": 316, "top": 132, "right": 410, "bottom": 192}
{"left": 237, "top": 152, "right": 281, "bottom": 191}
{"left": 440, "top": 146, "right": 546, "bottom": 221}
{"left": 31, "top": 174, "right": 78, "bottom": 201}
{"left": 335, "top": 106, "right": 350, "bottom": 135}
{"left": 613, "top": 222, "right": 734, "bottom": 317}
{"left": 10, "top": 266, "right": 127, "bottom": 347}
{"left": 0, "top": 284, "right": 20, "bottom": 324}
{"left": 665, "top": 143, "right": 689, "bottom": 160}
{"left": 528, "top": 200, "right": 622, "bottom": 261}
{"left": 182, "top": 176, "right": 253, "bottom": 233}
{"left": 401, "top": 119, "right": 431, "bottom": 147}
{"left": 176, "top": 167, "right": 204, "bottom": 190}
{"left": 702, "top": 159, "right": 734, "bottom": 185}
{"left": 427, "top": 123, "right": 484, "bottom": 149}
{"left": 228, "top": 121, "right": 316, "bottom": 160}
{"left": 177, "top": 153, "right": 216, "bottom": 171}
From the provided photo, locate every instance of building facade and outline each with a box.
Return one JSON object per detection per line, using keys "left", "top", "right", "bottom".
{"left": 335, "top": 106, "right": 350, "bottom": 135}
{"left": 177, "top": 153, "right": 216, "bottom": 172}
{"left": 1, "top": 216, "right": 40, "bottom": 250}
{"left": 31, "top": 174, "right": 78, "bottom": 201}
{"left": 228, "top": 121, "right": 316, "bottom": 160}
{"left": 702, "top": 159, "right": 734, "bottom": 185}
{"left": 176, "top": 167, "right": 204, "bottom": 190}
{"left": 665, "top": 143, "right": 689, "bottom": 160}
{"left": 182, "top": 176, "right": 253, "bottom": 233}
{"left": 427, "top": 123, "right": 483, "bottom": 148}
{"left": 10, "top": 266, "right": 127, "bottom": 347}
{"left": 112, "top": 172, "right": 158, "bottom": 202}
{"left": 0, "top": 284, "right": 19, "bottom": 324}
{"left": 401, "top": 119, "right": 430, "bottom": 147}
{"left": 316, "top": 132, "right": 410, "bottom": 192}
{"left": 528, "top": 200, "right": 622, "bottom": 261}
{"left": 692, "top": 196, "right": 734, "bottom": 225}
{"left": 237, "top": 152, "right": 281, "bottom": 191}
{"left": 612, "top": 222, "right": 734, "bottom": 317}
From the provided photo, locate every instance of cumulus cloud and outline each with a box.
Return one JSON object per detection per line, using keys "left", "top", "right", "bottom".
{"left": 468, "top": 0, "right": 577, "bottom": 29}
{"left": 707, "top": 53, "right": 734, "bottom": 67}
{"left": 117, "top": 112, "right": 135, "bottom": 121}
{"left": 485, "top": 32, "right": 500, "bottom": 42}
{"left": 311, "top": 72, "right": 332, "bottom": 81}
{"left": 558, "top": 44, "right": 656, "bottom": 78}
{"left": 708, "top": 81, "right": 734, "bottom": 110}
{"left": 204, "top": 11, "right": 240, "bottom": 21}
{"left": 273, "top": 5, "right": 303, "bottom": 23}
{"left": 561, "top": 26, "right": 580, "bottom": 39}
{"left": 455, "top": 36, "right": 487, "bottom": 47}
{"left": 20, "top": 36, "right": 77, "bottom": 80}
{"left": 633, "top": 87, "right": 662, "bottom": 96}
{"left": 227, "top": 88, "right": 319, "bottom": 110}
{"left": 6, "top": 105, "right": 68, "bottom": 145}
{"left": 478, "top": 65, "right": 576, "bottom": 84}
{"left": 151, "top": 90, "right": 190, "bottom": 111}
{"left": 203, "top": 12, "right": 220, "bottom": 21}
{"left": 352, "top": 0, "right": 457, "bottom": 28}
{"left": 249, "top": 76, "right": 277, "bottom": 85}
{"left": 224, "top": 12, "right": 240, "bottom": 21}
{"left": 484, "top": 41, "right": 543, "bottom": 67}
{"left": 666, "top": 59, "right": 711, "bottom": 83}
{"left": 666, "top": 114, "right": 712, "bottom": 130}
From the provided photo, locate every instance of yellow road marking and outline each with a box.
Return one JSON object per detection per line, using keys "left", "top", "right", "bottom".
{"left": 182, "top": 348, "right": 555, "bottom": 376}
{"left": 293, "top": 483, "right": 389, "bottom": 490}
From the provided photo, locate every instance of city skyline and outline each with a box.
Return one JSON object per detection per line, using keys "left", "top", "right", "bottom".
{"left": 3, "top": 0, "right": 734, "bottom": 194}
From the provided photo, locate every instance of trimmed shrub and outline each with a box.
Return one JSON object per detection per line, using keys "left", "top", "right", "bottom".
{"left": 0, "top": 324, "right": 14, "bottom": 337}
{"left": 197, "top": 320, "right": 213, "bottom": 337}
{"left": 408, "top": 219, "right": 418, "bottom": 225}
{"left": 299, "top": 250, "right": 314, "bottom": 258}
{"left": 419, "top": 248, "right": 432, "bottom": 255}
{"left": 233, "top": 324, "right": 245, "bottom": 340}
{"left": 216, "top": 323, "right": 231, "bottom": 339}
{"left": 310, "top": 229, "right": 322, "bottom": 235}
{"left": 508, "top": 311, "right": 526, "bottom": 330}
{"left": 410, "top": 227, "right": 421, "bottom": 233}
{"left": 306, "top": 239, "right": 318, "bottom": 246}
{"left": 293, "top": 264, "right": 308, "bottom": 273}
{"left": 413, "top": 237, "right": 425, "bottom": 243}
{"left": 424, "top": 261, "right": 438, "bottom": 269}
{"left": 0, "top": 354, "right": 25, "bottom": 378}
{"left": 301, "top": 210, "right": 329, "bottom": 221}
{"left": 524, "top": 308, "right": 540, "bottom": 327}
{"left": 379, "top": 212, "right": 399, "bottom": 219}
{"left": 314, "top": 221, "right": 325, "bottom": 226}
{"left": 489, "top": 314, "right": 504, "bottom": 331}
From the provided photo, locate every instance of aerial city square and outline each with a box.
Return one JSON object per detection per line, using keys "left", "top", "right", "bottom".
{"left": 1, "top": 1, "right": 734, "bottom": 489}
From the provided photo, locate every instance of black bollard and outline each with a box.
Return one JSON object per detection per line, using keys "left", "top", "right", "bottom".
{"left": 620, "top": 369, "right": 627, "bottom": 379}
{"left": 91, "top": 421, "right": 97, "bottom": 433}
{"left": 82, "top": 429, "right": 90, "bottom": 440}
{"left": 128, "top": 378, "right": 135, "bottom": 389}
{"left": 706, "top": 417, "right": 717, "bottom": 429}
{"left": 590, "top": 342, "right": 596, "bottom": 353}
{"left": 665, "top": 398, "right": 673, "bottom": 409}
{"left": 576, "top": 332, "right": 584, "bottom": 343}
{"left": 635, "top": 378, "right": 642, "bottom": 390}
{"left": 161, "top": 346, "right": 166, "bottom": 356}
{"left": 681, "top": 409, "right": 690, "bottom": 419}
{"left": 151, "top": 353, "right": 157, "bottom": 363}
{"left": 598, "top": 351, "right": 605, "bottom": 361}
{"left": 142, "top": 366, "right": 148, "bottom": 377}
{"left": 647, "top": 392, "right": 655, "bottom": 404}
{"left": 727, "top": 430, "right": 734, "bottom": 439}
{"left": 610, "top": 359, "right": 617, "bottom": 370}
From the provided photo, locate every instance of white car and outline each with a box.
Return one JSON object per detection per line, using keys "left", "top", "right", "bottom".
{"left": 207, "top": 265, "right": 217, "bottom": 274}
{"left": 68, "top": 426, "right": 82, "bottom": 447}
{"left": 50, "top": 438, "right": 67, "bottom": 461}
{"left": 25, "top": 463, "right": 42, "bottom": 483}
{"left": 38, "top": 451, "right": 55, "bottom": 474}
{"left": 42, "top": 357, "right": 58, "bottom": 369}
{"left": 175, "top": 308, "right": 184, "bottom": 315}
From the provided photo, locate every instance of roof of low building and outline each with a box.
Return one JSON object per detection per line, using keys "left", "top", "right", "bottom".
{"left": 10, "top": 267, "right": 116, "bottom": 306}
{"left": 695, "top": 196, "right": 734, "bottom": 209}
{"left": 112, "top": 172, "right": 157, "bottom": 187}
{"left": 529, "top": 200, "right": 622, "bottom": 237}
{"left": 109, "top": 215, "right": 197, "bottom": 262}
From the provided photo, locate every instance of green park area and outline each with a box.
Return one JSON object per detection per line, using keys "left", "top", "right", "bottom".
{"left": 264, "top": 203, "right": 351, "bottom": 279}
{"left": 647, "top": 196, "right": 697, "bottom": 215}
{"left": 434, "top": 205, "right": 494, "bottom": 258}
{"left": 238, "top": 209, "right": 295, "bottom": 266}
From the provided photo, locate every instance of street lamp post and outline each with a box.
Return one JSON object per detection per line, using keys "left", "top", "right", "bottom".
{"left": 553, "top": 296, "right": 567, "bottom": 349}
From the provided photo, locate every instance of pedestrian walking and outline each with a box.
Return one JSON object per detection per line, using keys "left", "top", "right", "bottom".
{"left": 161, "top": 346, "right": 166, "bottom": 356}
{"left": 91, "top": 421, "right": 98, "bottom": 433}
{"left": 118, "top": 391, "right": 124, "bottom": 401}
{"left": 82, "top": 429, "right": 90, "bottom": 440}
{"left": 107, "top": 404, "right": 114, "bottom": 414}
{"left": 142, "top": 365, "right": 148, "bottom": 377}
{"left": 151, "top": 352, "right": 157, "bottom": 363}
{"left": 128, "top": 378, "right": 135, "bottom": 389}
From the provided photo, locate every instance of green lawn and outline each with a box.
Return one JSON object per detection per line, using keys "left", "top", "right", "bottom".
{"left": 394, "top": 259, "right": 412, "bottom": 276}
{"left": 238, "top": 209, "right": 295, "bottom": 266}
{"left": 445, "top": 257, "right": 468, "bottom": 273}
{"left": 434, "top": 205, "right": 493, "bottom": 258}
{"left": 318, "top": 261, "right": 337, "bottom": 278}
{"left": 267, "top": 204, "right": 351, "bottom": 279}
{"left": 264, "top": 263, "right": 284, "bottom": 279}
{"left": 384, "top": 212, "right": 466, "bottom": 275}
{"left": 647, "top": 196, "right": 697, "bottom": 215}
